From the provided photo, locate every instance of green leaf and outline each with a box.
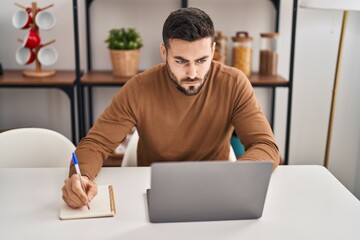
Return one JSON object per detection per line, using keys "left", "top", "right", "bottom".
{"left": 105, "top": 28, "right": 143, "bottom": 50}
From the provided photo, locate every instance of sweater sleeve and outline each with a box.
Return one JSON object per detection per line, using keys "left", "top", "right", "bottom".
{"left": 69, "top": 77, "right": 140, "bottom": 180}
{"left": 231, "top": 72, "right": 280, "bottom": 169}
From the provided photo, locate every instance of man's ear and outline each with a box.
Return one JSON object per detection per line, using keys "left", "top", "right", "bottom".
{"left": 160, "top": 43, "right": 167, "bottom": 62}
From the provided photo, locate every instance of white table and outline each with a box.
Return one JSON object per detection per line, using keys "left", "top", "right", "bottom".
{"left": 0, "top": 166, "right": 359, "bottom": 240}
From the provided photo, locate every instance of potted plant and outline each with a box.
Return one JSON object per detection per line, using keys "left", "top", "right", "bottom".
{"left": 105, "top": 28, "right": 143, "bottom": 77}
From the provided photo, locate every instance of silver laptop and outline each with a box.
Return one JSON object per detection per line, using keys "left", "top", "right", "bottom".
{"left": 146, "top": 160, "right": 273, "bottom": 223}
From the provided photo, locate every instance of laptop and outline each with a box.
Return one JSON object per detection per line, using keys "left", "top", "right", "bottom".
{"left": 146, "top": 160, "right": 273, "bottom": 223}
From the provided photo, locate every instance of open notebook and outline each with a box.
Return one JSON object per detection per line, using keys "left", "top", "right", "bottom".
{"left": 59, "top": 185, "right": 116, "bottom": 220}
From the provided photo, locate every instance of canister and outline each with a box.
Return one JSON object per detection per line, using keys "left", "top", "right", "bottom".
{"left": 259, "top": 32, "right": 278, "bottom": 75}
{"left": 213, "top": 31, "right": 228, "bottom": 64}
{"left": 232, "top": 31, "right": 252, "bottom": 77}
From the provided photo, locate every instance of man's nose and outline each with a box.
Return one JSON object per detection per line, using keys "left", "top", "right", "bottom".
{"left": 186, "top": 63, "right": 197, "bottom": 79}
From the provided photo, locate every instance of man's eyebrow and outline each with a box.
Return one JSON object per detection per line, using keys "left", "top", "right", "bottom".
{"left": 173, "top": 55, "right": 210, "bottom": 62}
{"left": 174, "top": 56, "right": 188, "bottom": 61}
{"left": 196, "top": 56, "right": 210, "bottom": 61}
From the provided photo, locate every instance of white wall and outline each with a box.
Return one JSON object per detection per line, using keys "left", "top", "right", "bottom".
{"left": 288, "top": 2, "right": 360, "bottom": 199}
{"left": 0, "top": 0, "right": 359, "bottom": 198}
{"left": 328, "top": 11, "right": 360, "bottom": 199}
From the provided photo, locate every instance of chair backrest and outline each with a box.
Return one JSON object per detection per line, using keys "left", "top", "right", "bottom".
{"left": 229, "top": 146, "right": 237, "bottom": 162}
{"left": 121, "top": 130, "right": 139, "bottom": 167}
{"left": 121, "top": 130, "right": 238, "bottom": 167}
{"left": 0, "top": 128, "right": 76, "bottom": 168}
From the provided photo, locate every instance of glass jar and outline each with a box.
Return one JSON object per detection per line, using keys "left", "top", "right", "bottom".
{"left": 259, "top": 32, "right": 278, "bottom": 75}
{"left": 213, "top": 31, "right": 228, "bottom": 65}
{"left": 232, "top": 31, "right": 252, "bottom": 77}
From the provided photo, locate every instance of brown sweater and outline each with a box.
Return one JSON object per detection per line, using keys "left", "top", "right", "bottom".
{"left": 70, "top": 61, "right": 280, "bottom": 179}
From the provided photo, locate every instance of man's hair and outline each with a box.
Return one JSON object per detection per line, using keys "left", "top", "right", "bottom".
{"left": 162, "top": 7, "right": 215, "bottom": 49}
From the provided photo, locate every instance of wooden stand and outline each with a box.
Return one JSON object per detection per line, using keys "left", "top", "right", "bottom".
{"left": 23, "top": 69, "right": 56, "bottom": 77}
{"left": 15, "top": 2, "right": 56, "bottom": 78}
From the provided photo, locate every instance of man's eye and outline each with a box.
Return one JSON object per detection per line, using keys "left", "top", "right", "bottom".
{"left": 176, "top": 60, "right": 186, "bottom": 64}
{"left": 196, "top": 59, "right": 206, "bottom": 64}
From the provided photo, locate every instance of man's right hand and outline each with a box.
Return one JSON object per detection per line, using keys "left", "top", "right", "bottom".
{"left": 62, "top": 174, "right": 98, "bottom": 209}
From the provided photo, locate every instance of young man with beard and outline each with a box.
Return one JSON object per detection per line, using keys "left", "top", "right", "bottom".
{"left": 62, "top": 7, "right": 280, "bottom": 209}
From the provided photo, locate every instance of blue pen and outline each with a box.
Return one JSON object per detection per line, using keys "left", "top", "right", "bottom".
{"left": 72, "top": 152, "right": 90, "bottom": 210}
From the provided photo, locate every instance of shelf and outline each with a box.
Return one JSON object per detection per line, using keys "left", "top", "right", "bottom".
{"left": 104, "top": 153, "right": 123, "bottom": 167}
{"left": 249, "top": 73, "right": 288, "bottom": 87}
{"left": 80, "top": 70, "right": 288, "bottom": 87}
{"left": 79, "top": 0, "right": 296, "bottom": 164}
{"left": 0, "top": 70, "right": 77, "bottom": 143}
{"left": 0, "top": 70, "right": 76, "bottom": 86}
{"left": 81, "top": 71, "right": 129, "bottom": 86}
{"left": 2, "top": 70, "right": 287, "bottom": 88}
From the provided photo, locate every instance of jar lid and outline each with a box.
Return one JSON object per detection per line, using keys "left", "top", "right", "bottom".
{"left": 232, "top": 31, "right": 252, "bottom": 42}
{"left": 260, "top": 32, "right": 279, "bottom": 38}
{"left": 215, "top": 31, "right": 228, "bottom": 41}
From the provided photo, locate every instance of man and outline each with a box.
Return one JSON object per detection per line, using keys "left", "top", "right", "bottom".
{"left": 62, "top": 7, "right": 280, "bottom": 208}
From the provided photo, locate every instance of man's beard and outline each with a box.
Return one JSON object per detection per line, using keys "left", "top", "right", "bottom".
{"left": 166, "top": 62, "right": 210, "bottom": 96}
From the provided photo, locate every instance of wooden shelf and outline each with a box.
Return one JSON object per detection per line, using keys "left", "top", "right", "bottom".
{"left": 0, "top": 70, "right": 76, "bottom": 86}
{"left": 81, "top": 71, "right": 130, "bottom": 85}
{"left": 0, "top": 70, "right": 77, "bottom": 143}
{"left": 249, "top": 72, "right": 288, "bottom": 87}
{"left": 79, "top": 0, "right": 295, "bottom": 164}
{"left": 104, "top": 153, "right": 123, "bottom": 167}
{"left": 80, "top": 70, "right": 288, "bottom": 87}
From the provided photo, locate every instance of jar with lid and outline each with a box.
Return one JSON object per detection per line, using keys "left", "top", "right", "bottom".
{"left": 232, "top": 31, "right": 253, "bottom": 77}
{"left": 213, "top": 31, "right": 228, "bottom": 65}
{"left": 259, "top": 32, "right": 279, "bottom": 75}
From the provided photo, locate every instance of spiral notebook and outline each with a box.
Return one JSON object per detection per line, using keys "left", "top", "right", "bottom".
{"left": 59, "top": 185, "right": 116, "bottom": 220}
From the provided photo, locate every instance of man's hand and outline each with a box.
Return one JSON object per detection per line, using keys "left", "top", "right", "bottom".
{"left": 62, "top": 174, "right": 98, "bottom": 209}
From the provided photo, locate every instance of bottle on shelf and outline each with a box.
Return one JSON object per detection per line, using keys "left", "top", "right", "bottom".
{"left": 213, "top": 31, "right": 228, "bottom": 65}
{"left": 259, "top": 32, "right": 279, "bottom": 76}
{"left": 231, "top": 31, "right": 253, "bottom": 77}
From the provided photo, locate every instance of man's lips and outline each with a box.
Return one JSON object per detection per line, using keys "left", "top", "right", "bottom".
{"left": 181, "top": 79, "right": 201, "bottom": 85}
{"left": 183, "top": 81, "right": 199, "bottom": 85}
